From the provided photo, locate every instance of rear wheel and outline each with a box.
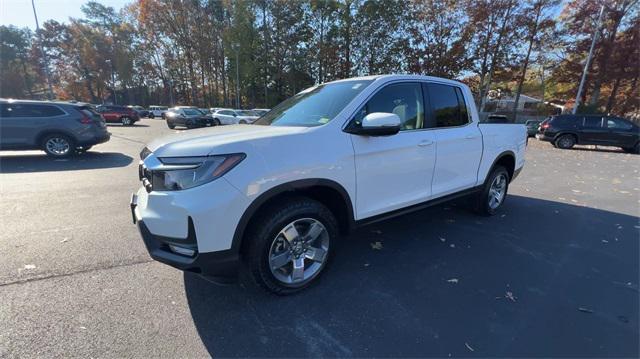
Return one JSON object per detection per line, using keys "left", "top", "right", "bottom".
{"left": 166, "top": 121, "right": 175, "bottom": 129}
{"left": 239, "top": 120, "right": 247, "bottom": 124}
{"left": 622, "top": 143, "right": 640, "bottom": 154}
{"left": 149, "top": 113, "right": 155, "bottom": 119}
{"left": 212, "top": 118, "right": 221, "bottom": 126}
{"left": 245, "top": 197, "right": 338, "bottom": 295}
{"left": 475, "top": 166, "right": 509, "bottom": 216}
{"left": 121, "top": 116, "right": 133, "bottom": 126}
{"left": 42, "top": 134, "right": 74, "bottom": 158}
{"left": 555, "top": 134, "right": 575, "bottom": 149}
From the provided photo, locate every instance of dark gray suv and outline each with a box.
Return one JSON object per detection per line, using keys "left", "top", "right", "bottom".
{"left": 0, "top": 100, "right": 111, "bottom": 157}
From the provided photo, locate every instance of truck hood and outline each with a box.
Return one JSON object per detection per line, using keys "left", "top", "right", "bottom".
{"left": 146, "top": 124, "right": 307, "bottom": 157}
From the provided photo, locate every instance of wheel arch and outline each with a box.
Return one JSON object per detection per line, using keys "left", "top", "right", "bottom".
{"left": 36, "top": 129, "right": 78, "bottom": 148}
{"left": 232, "top": 179, "right": 355, "bottom": 256}
{"left": 487, "top": 150, "right": 516, "bottom": 182}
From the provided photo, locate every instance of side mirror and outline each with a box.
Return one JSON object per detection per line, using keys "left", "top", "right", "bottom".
{"left": 346, "top": 112, "right": 401, "bottom": 136}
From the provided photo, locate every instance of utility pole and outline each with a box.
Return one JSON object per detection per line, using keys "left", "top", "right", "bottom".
{"left": 31, "top": 0, "right": 54, "bottom": 100}
{"left": 573, "top": 5, "right": 605, "bottom": 114}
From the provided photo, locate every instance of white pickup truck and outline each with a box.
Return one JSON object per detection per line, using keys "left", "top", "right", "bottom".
{"left": 131, "top": 75, "right": 526, "bottom": 294}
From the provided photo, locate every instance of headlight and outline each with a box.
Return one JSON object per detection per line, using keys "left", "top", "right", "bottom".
{"left": 150, "top": 154, "right": 245, "bottom": 191}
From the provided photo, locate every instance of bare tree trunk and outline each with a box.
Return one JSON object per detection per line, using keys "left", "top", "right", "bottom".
{"left": 605, "top": 76, "right": 622, "bottom": 114}
{"left": 479, "top": 0, "right": 516, "bottom": 113}
{"left": 513, "top": 2, "right": 542, "bottom": 122}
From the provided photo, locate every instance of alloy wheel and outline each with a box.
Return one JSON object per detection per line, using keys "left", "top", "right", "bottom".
{"left": 488, "top": 173, "right": 507, "bottom": 210}
{"left": 45, "top": 137, "right": 70, "bottom": 156}
{"left": 268, "top": 218, "right": 329, "bottom": 286}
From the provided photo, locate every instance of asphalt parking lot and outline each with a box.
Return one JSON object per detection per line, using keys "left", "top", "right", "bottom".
{"left": 1, "top": 118, "right": 638, "bottom": 357}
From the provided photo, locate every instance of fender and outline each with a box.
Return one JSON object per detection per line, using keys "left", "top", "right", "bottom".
{"left": 229, "top": 178, "right": 355, "bottom": 254}
{"left": 485, "top": 150, "right": 517, "bottom": 182}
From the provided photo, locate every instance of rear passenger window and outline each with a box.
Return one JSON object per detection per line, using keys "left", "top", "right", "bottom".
{"left": 0, "top": 104, "right": 64, "bottom": 118}
{"left": 427, "top": 83, "right": 469, "bottom": 127}
{"left": 583, "top": 116, "right": 602, "bottom": 128}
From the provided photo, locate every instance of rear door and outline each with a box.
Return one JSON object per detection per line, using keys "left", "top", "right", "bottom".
{"left": 0, "top": 103, "right": 66, "bottom": 148}
{"left": 426, "top": 83, "right": 483, "bottom": 197}
{"left": 605, "top": 117, "right": 637, "bottom": 148}
{"left": 579, "top": 115, "right": 606, "bottom": 144}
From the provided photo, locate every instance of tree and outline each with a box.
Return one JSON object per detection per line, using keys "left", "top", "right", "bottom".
{"left": 512, "top": 0, "right": 559, "bottom": 121}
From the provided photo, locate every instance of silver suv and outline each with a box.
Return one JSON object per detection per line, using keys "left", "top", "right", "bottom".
{"left": 0, "top": 99, "right": 111, "bottom": 157}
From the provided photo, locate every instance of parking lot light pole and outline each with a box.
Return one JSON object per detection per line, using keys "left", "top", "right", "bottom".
{"left": 31, "top": 0, "right": 54, "bottom": 100}
{"left": 573, "top": 5, "right": 605, "bottom": 115}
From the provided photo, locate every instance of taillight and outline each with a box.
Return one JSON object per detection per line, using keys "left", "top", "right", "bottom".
{"left": 541, "top": 122, "right": 550, "bottom": 129}
{"left": 79, "top": 112, "right": 92, "bottom": 124}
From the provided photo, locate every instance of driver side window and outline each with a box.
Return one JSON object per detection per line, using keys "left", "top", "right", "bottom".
{"left": 354, "top": 83, "right": 425, "bottom": 131}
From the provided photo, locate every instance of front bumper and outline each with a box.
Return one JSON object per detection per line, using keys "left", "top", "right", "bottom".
{"left": 535, "top": 133, "right": 553, "bottom": 142}
{"left": 134, "top": 216, "right": 240, "bottom": 283}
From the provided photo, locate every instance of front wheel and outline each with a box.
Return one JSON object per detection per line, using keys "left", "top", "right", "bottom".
{"left": 245, "top": 197, "right": 338, "bottom": 295}
{"left": 475, "top": 166, "right": 509, "bottom": 216}
{"left": 149, "top": 113, "right": 155, "bottom": 119}
{"left": 212, "top": 118, "right": 221, "bottom": 126}
{"left": 121, "top": 116, "right": 133, "bottom": 126}
{"left": 166, "top": 121, "right": 175, "bottom": 129}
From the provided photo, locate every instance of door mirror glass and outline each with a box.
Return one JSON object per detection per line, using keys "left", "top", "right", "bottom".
{"left": 347, "top": 112, "right": 401, "bottom": 136}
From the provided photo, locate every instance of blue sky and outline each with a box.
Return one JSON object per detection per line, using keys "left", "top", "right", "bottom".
{"left": 1, "top": 0, "right": 130, "bottom": 30}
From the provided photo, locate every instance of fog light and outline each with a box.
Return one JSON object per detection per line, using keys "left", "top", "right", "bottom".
{"left": 169, "top": 244, "right": 196, "bottom": 257}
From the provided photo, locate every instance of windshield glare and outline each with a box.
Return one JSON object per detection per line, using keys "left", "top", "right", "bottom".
{"left": 255, "top": 80, "right": 373, "bottom": 127}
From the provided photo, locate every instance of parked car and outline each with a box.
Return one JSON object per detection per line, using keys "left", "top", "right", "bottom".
{"left": 128, "top": 105, "right": 150, "bottom": 118}
{"left": 0, "top": 99, "right": 110, "bottom": 157}
{"left": 95, "top": 105, "right": 140, "bottom": 126}
{"left": 211, "top": 109, "right": 259, "bottom": 124}
{"left": 536, "top": 114, "right": 639, "bottom": 153}
{"left": 198, "top": 108, "right": 212, "bottom": 114}
{"left": 525, "top": 120, "right": 542, "bottom": 137}
{"left": 131, "top": 74, "right": 526, "bottom": 294}
{"left": 148, "top": 105, "right": 169, "bottom": 119}
{"left": 252, "top": 108, "right": 270, "bottom": 116}
{"left": 165, "top": 107, "right": 215, "bottom": 129}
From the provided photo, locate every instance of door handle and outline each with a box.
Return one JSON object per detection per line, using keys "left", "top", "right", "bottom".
{"left": 418, "top": 139, "right": 433, "bottom": 147}
{"left": 465, "top": 135, "right": 478, "bottom": 140}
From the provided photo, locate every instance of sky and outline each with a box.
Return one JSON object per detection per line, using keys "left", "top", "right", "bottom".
{"left": 1, "top": 0, "right": 130, "bottom": 30}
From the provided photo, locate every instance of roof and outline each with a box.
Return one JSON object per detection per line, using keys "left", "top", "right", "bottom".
{"left": 0, "top": 98, "right": 90, "bottom": 106}
{"left": 327, "top": 74, "right": 467, "bottom": 87}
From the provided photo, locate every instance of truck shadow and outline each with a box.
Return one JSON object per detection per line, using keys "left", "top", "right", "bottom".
{"left": 184, "top": 195, "right": 639, "bottom": 358}
{"left": 0, "top": 152, "right": 133, "bottom": 173}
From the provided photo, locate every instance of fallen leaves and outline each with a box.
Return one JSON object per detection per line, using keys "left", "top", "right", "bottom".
{"left": 23, "top": 264, "right": 36, "bottom": 270}
{"left": 505, "top": 291, "right": 517, "bottom": 302}
{"left": 370, "top": 241, "right": 383, "bottom": 250}
{"left": 447, "top": 278, "right": 459, "bottom": 283}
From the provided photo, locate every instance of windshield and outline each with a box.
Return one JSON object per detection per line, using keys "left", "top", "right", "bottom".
{"left": 238, "top": 110, "right": 257, "bottom": 116}
{"left": 254, "top": 80, "right": 373, "bottom": 127}
{"left": 183, "top": 109, "right": 201, "bottom": 115}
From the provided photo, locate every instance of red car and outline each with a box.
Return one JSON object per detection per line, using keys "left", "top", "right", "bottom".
{"left": 95, "top": 105, "right": 140, "bottom": 126}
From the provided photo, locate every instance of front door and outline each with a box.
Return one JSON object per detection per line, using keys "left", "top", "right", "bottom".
{"left": 579, "top": 116, "right": 607, "bottom": 144}
{"left": 349, "top": 82, "right": 436, "bottom": 220}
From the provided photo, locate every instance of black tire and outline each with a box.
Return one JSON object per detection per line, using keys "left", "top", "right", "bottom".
{"left": 186, "top": 120, "right": 195, "bottom": 129}
{"left": 42, "top": 134, "right": 75, "bottom": 158}
{"left": 474, "top": 165, "right": 509, "bottom": 216}
{"left": 239, "top": 120, "right": 247, "bottom": 124}
{"left": 623, "top": 143, "right": 640, "bottom": 154}
{"left": 161, "top": 113, "right": 166, "bottom": 119}
{"left": 555, "top": 134, "right": 576, "bottom": 149}
{"left": 75, "top": 146, "right": 92, "bottom": 155}
{"left": 244, "top": 196, "right": 339, "bottom": 295}
{"left": 121, "top": 116, "right": 133, "bottom": 126}
{"left": 149, "top": 113, "right": 155, "bottom": 119}
{"left": 212, "top": 118, "right": 221, "bottom": 126}
{"left": 166, "top": 121, "right": 175, "bottom": 129}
